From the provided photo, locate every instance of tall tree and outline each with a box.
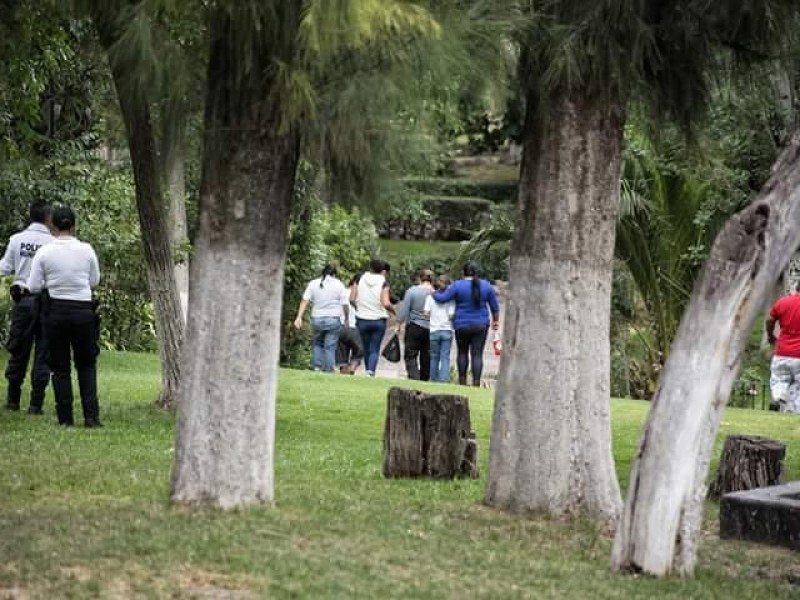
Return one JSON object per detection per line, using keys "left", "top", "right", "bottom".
{"left": 170, "top": 0, "right": 439, "bottom": 507}
{"left": 611, "top": 132, "right": 800, "bottom": 575}
{"left": 485, "top": 1, "right": 796, "bottom": 523}
{"left": 87, "top": 1, "right": 185, "bottom": 408}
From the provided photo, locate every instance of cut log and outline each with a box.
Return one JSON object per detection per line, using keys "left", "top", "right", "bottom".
{"left": 383, "top": 387, "right": 478, "bottom": 479}
{"left": 719, "top": 481, "right": 800, "bottom": 551}
{"left": 708, "top": 435, "right": 786, "bottom": 501}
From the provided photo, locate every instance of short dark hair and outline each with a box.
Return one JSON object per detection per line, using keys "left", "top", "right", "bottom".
{"left": 29, "top": 200, "right": 50, "bottom": 224}
{"left": 51, "top": 205, "right": 76, "bottom": 231}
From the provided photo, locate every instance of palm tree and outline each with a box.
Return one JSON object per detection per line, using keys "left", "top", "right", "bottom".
{"left": 485, "top": 0, "right": 797, "bottom": 525}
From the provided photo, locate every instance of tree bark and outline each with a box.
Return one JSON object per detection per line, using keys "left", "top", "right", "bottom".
{"left": 707, "top": 435, "right": 785, "bottom": 501}
{"left": 164, "top": 133, "right": 190, "bottom": 322}
{"left": 170, "top": 5, "right": 301, "bottom": 508}
{"left": 611, "top": 132, "right": 800, "bottom": 576}
{"left": 485, "top": 91, "right": 623, "bottom": 523}
{"left": 383, "top": 387, "right": 478, "bottom": 479}
{"left": 92, "top": 10, "right": 185, "bottom": 409}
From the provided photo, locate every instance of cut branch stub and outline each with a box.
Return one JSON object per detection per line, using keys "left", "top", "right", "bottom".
{"left": 383, "top": 387, "right": 478, "bottom": 480}
{"left": 708, "top": 435, "right": 786, "bottom": 501}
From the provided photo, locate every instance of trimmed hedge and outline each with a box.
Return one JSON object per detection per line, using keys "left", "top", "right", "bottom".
{"left": 379, "top": 196, "right": 491, "bottom": 242}
{"left": 403, "top": 177, "right": 517, "bottom": 204}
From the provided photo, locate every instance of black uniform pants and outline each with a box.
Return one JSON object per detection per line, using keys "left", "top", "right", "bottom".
{"left": 404, "top": 322, "right": 430, "bottom": 381}
{"left": 44, "top": 299, "right": 100, "bottom": 425}
{"left": 5, "top": 295, "right": 49, "bottom": 409}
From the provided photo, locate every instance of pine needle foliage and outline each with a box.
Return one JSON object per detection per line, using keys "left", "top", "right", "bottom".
{"left": 517, "top": 0, "right": 798, "bottom": 126}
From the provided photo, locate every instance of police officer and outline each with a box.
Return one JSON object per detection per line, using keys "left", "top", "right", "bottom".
{"left": 27, "top": 206, "right": 102, "bottom": 427}
{"left": 0, "top": 200, "right": 54, "bottom": 413}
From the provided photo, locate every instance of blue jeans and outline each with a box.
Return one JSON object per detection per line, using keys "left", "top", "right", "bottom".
{"left": 429, "top": 330, "right": 453, "bottom": 383}
{"left": 312, "top": 317, "right": 342, "bottom": 372}
{"left": 356, "top": 318, "right": 387, "bottom": 375}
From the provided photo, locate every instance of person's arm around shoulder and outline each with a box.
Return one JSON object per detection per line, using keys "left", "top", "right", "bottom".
{"left": 433, "top": 281, "right": 457, "bottom": 303}
{"left": 26, "top": 247, "right": 45, "bottom": 294}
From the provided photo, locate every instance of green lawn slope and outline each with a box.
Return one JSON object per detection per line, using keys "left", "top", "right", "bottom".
{"left": 1, "top": 351, "right": 799, "bottom": 598}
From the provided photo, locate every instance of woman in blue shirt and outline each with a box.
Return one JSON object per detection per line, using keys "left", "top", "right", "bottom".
{"left": 433, "top": 261, "right": 500, "bottom": 386}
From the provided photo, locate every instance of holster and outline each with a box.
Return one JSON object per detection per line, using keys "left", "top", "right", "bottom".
{"left": 9, "top": 284, "right": 23, "bottom": 304}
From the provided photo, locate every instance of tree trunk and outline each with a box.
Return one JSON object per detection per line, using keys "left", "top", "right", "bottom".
{"left": 92, "top": 11, "right": 185, "bottom": 410}
{"left": 383, "top": 387, "right": 478, "bottom": 479}
{"left": 708, "top": 435, "right": 785, "bottom": 501}
{"left": 485, "top": 91, "right": 623, "bottom": 522}
{"left": 611, "top": 132, "right": 800, "bottom": 576}
{"left": 170, "top": 6, "right": 301, "bottom": 508}
{"left": 165, "top": 133, "right": 190, "bottom": 322}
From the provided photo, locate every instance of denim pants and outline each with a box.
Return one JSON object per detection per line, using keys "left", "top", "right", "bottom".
{"left": 356, "top": 317, "right": 387, "bottom": 375}
{"left": 429, "top": 329, "right": 452, "bottom": 383}
{"left": 311, "top": 317, "right": 342, "bottom": 372}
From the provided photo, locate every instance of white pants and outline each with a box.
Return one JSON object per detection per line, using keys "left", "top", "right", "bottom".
{"left": 770, "top": 356, "right": 800, "bottom": 413}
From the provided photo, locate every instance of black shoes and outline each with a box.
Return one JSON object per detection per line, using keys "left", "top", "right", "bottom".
{"left": 5, "top": 403, "right": 19, "bottom": 411}
{"left": 28, "top": 406, "right": 43, "bottom": 415}
{"left": 84, "top": 418, "right": 103, "bottom": 428}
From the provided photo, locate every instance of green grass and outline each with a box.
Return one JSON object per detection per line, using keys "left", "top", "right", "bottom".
{"left": 379, "top": 239, "right": 462, "bottom": 263}
{"left": 2, "top": 352, "right": 800, "bottom": 598}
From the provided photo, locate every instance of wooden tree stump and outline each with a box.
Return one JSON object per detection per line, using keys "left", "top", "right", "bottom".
{"left": 383, "top": 387, "right": 478, "bottom": 479}
{"left": 708, "top": 435, "right": 786, "bottom": 501}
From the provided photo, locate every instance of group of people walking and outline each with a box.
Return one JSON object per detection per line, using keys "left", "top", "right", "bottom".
{"left": 2, "top": 201, "right": 102, "bottom": 427}
{"left": 294, "top": 259, "right": 500, "bottom": 386}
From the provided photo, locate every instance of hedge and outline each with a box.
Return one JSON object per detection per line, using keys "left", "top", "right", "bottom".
{"left": 403, "top": 177, "right": 517, "bottom": 204}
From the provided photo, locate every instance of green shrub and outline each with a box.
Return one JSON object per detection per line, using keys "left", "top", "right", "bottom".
{"left": 0, "top": 158, "right": 156, "bottom": 351}
{"left": 403, "top": 177, "right": 517, "bottom": 204}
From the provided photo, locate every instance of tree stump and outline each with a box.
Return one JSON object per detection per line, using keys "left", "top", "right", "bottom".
{"left": 708, "top": 435, "right": 786, "bottom": 501}
{"left": 383, "top": 387, "right": 478, "bottom": 479}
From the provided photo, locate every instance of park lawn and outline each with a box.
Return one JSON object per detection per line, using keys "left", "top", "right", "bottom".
{"left": 1, "top": 352, "right": 800, "bottom": 598}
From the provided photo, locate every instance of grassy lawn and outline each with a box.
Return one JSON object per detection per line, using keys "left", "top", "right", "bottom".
{"left": 378, "top": 239, "right": 462, "bottom": 260}
{"left": 2, "top": 351, "right": 800, "bottom": 598}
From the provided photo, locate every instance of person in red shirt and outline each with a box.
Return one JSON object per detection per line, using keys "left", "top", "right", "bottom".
{"left": 766, "top": 283, "right": 800, "bottom": 413}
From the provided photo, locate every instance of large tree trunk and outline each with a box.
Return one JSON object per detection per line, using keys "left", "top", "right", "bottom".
{"left": 484, "top": 91, "right": 623, "bottom": 522}
{"left": 164, "top": 134, "right": 190, "bottom": 322}
{"left": 611, "top": 133, "right": 800, "bottom": 576}
{"left": 93, "top": 11, "right": 185, "bottom": 409}
{"left": 170, "top": 6, "right": 301, "bottom": 508}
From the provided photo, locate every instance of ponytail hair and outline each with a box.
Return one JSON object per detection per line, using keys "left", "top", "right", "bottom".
{"left": 320, "top": 264, "right": 337, "bottom": 288}
{"left": 464, "top": 261, "right": 481, "bottom": 307}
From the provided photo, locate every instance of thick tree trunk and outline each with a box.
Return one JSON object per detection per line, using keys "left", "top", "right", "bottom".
{"left": 93, "top": 11, "right": 185, "bottom": 410}
{"left": 611, "top": 133, "right": 800, "bottom": 576}
{"left": 170, "top": 6, "right": 301, "bottom": 508}
{"left": 165, "top": 136, "right": 190, "bottom": 322}
{"left": 485, "top": 92, "right": 623, "bottom": 522}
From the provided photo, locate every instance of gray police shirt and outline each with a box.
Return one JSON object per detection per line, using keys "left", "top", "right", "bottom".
{"left": 0, "top": 223, "right": 54, "bottom": 286}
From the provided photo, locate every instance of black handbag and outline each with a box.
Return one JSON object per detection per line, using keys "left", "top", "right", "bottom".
{"left": 381, "top": 333, "right": 401, "bottom": 363}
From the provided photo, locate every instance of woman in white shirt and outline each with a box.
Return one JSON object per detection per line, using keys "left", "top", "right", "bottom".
{"left": 424, "top": 274, "right": 456, "bottom": 383}
{"left": 351, "top": 259, "right": 396, "bottom": 377}
{"left": 27, "top": 206, "right": 102, "bottom": 427}
{"left": 293, "top": 264, "right": 349, "bottom": 372}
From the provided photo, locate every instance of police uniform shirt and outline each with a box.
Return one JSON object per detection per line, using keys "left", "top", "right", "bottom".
{"left": 27, "top": 237, "right": 100, "bottom": 302}
{"left": 0, "top": 223, "right": 54, "bottom": 286}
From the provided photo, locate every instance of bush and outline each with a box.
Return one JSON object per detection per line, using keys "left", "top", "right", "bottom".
{"left": 403, "top": 177, "right": 517, "bottom": 204}
{"left": 0, "top": 158, "right": 155, "bottom": 351}
{"left": 379, "top": 196, "right": 492, "bottom": 242}
{"left": 281, "top": 172, "right": 380, "bottom": 369}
